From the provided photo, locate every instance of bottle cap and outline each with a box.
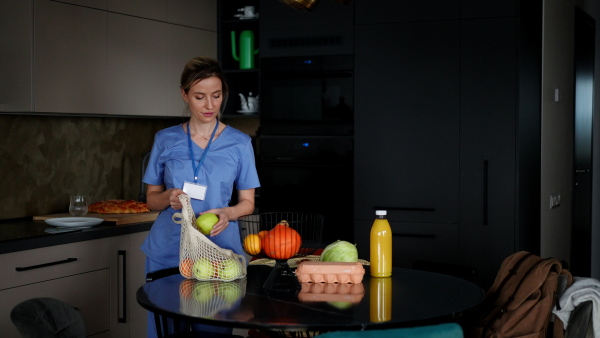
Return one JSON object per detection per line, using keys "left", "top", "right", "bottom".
{"left": 375, "top": 210, "right": 387, "bottom": 216}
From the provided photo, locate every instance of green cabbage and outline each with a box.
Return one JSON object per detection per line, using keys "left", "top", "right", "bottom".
{"left": 320, "top": 240, "right": 358, "bottom": 262}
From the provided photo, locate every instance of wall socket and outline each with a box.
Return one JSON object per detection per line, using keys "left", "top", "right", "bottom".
{"left": 550, "top": 194, "right": 561, "bottom": 209}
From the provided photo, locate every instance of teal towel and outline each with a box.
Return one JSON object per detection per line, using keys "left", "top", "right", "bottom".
{"left": 316, "top": 323, "right": 463, "bottom": 338}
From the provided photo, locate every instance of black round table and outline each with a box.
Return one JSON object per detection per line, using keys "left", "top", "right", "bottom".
{"left": 136, "top": 264, "right": 484, "bottom": 333}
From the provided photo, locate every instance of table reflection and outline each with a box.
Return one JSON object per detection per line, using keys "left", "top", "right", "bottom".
{"left": 137, "top": 265, "right": 484, "bottom": 332}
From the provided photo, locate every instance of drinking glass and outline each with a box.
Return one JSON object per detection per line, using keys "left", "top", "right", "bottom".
{"left": 69, "top": 195, "right": 88, "bottom": 217}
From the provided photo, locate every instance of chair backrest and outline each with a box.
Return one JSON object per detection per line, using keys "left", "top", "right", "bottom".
{"left": 315, "top": 323, "right": 464, "bottom": 338}
{"left": 565, "top": 301, "right": 593, "bottom": 338}
{"left": 464, "top": 251, "right": 572, "bottom": 338}
{"left": 11, "top": 297, "right": 86, "bottom": 338}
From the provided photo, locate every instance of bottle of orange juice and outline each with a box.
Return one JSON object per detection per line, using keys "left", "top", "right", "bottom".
{"left": 370, "top": 210, "right": 392, "bottom": 277}
{"left": 370, "top": 277, "right": 392, "bottom": 322}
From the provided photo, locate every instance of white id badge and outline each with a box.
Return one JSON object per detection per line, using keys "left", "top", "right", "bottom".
{"left": 183, "top": 181, "right": 207, "bottom": 200}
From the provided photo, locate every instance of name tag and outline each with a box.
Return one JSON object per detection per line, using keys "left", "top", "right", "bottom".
{"left": 183, "top": 181, "right": 207, "bottom": 200}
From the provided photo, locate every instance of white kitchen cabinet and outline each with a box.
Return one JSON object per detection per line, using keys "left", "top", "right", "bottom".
{"left": 0, "top": 0, "right": 108, "bottom": 114}
{"left": 0, "top": 0, "right": 216, "bottom": 116}
{"left": 168, "top": 0, "right": 217, "bottom": 31}
{"left": 106, "top": 0, "right": 217, "bottom": 30}
{"left": 0, "top": 0, "right": 33, "bottom": 111}
{"left": 56, "top": 0, "right": 107, "bottom": 10}
{"left": 107, "top": 14, "right": 217, "bottom": 117}
{"left": 34, "top": 0, "right": 109, "bottom": 114}
{"left": 109, "top": 231, "right": 149, "bottom": 338}
{"left": 108, "top": 0, "right": 167, "bottom": 22}
{"left": 166, "top": 24, "right": 218, "bottom": 117}
{"left": 0, "top": 239, "right": 111, "bottom": 338}
{"left": 107, "top": 13, "right": 167, "bottom": 116}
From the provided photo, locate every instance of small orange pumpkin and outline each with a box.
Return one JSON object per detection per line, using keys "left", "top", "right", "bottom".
{"left": 243, "top": 234, "right": 262, "bottom": 255}
{"left": 262, "top": 220, "right": 302, "bottom": 260}
{"left": 258, "top": 230, "right": 269, "bottom": 239}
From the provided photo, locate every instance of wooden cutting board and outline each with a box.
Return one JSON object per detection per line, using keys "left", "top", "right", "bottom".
{"left": 33, "top": 211, "right": 159, "bottom": 226}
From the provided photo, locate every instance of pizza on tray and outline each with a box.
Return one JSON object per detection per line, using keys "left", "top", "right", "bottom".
{"left": 88, "top": 200, "right": 150, "bottom": 214}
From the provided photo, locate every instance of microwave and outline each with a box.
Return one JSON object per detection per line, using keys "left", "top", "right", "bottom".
{"left": 259, "top": 54, "right": 354, "bottom": 128}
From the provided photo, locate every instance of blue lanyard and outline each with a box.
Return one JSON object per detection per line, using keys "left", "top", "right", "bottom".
{"left": 187, "top": 120, "right": 219, "bottom": 183}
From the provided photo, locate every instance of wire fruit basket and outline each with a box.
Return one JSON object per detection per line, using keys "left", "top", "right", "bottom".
{"left": 238, "top": 212, "right": 323, "bottom": 291}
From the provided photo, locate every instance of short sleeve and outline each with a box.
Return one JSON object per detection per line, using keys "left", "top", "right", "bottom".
{"left": 143, "top": 133, "right": 165, "bottom": 186}
{"left": 235, "top": 139, "right": 260, "bottom": 190}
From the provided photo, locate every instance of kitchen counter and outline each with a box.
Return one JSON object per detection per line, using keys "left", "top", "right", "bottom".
{"left": 0, "top": 217, "right": 153, "bottom": 255}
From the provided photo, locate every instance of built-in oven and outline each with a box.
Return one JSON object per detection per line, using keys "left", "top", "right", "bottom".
{"left": 256, "top": 54, "right": 354, "bottom": 243}
{"left": 255, "top": 135, "right": 353, "bottom": 243}
{"left": 259, "top": 54, "right": 354, "bottom": 135}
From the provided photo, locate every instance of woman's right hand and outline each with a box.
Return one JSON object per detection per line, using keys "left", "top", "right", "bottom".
{"left": 146, "top": 184, "right": 185, "bottom": 211}
{"left": 167, "top": 188, "right": 185, "bottom": 210}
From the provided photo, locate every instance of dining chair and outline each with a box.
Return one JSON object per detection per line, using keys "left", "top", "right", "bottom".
{"left": 10, "top": 297, "right": 86, "bottom": 338}
{"left": 313, "top": 322, "right": 464, "bottom": 338}
{"left": 145, "top": 267, "right": 244, "bottom": 338}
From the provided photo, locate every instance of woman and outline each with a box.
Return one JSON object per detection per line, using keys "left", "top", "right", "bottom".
{"left": 141, "top": 56, "right": 260, "bottom": 337}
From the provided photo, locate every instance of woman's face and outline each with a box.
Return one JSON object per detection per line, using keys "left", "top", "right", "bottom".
{"left": 181, "top": 76, "right": 223, "bottom": 123}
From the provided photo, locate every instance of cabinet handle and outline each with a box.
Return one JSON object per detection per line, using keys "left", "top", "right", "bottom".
{"left": 393, "top": 233, "right": 436, "bottom": 239}
{"left": 483, "top": 160, "right": 489, "bottom": 225}
{"left": 118, "top": 250, "right": 127, "bottom": 323}
{"left": 373, "top": 206, "right": 435, "bottom": 212}
{"left": 15, "top": 257, "right": 77, "bottom": 271}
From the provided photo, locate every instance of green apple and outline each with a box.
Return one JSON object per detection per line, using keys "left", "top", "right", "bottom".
{"left": 193, "top": 257, "right": 215, "bottom": 279}
{"left": 219, "top": 259, "right": 242, "bottom": 280}
{"left": 217, "top": 282, "right": 242, "bottom": 304}
{"left": 193, "top": 281, "right": 217, "bottom": 303}
{"left": 196, "top": 213, "right": 219, "bottom": 235}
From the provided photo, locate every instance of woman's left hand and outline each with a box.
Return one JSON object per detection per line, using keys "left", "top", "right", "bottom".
{"left": 199, "top": 208, "right": 231, "bottom": 236}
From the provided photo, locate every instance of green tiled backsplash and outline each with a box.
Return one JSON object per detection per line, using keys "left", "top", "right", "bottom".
{"left": 0, "top": 114, "right": 259, "bottom": 219}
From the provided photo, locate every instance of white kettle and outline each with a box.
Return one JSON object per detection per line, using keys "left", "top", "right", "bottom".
{"left": 238, "top": 92, "right": 259, "bottom": 112}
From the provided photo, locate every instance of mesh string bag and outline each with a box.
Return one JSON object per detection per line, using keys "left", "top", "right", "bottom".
{"left": 179, "top": 278, "right": 247, "bottom": 317}
{"left": 173, "top": 194, "right": 246, "bottom": 281}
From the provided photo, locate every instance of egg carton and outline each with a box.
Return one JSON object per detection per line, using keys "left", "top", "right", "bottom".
{"left": 295, "top": 261, "right": 365, "bottom": 284}
{"left": 298, "top": 282, "right": 365, "bottom": 303}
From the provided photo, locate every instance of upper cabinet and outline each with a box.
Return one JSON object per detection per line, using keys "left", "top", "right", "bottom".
{"left": 107, "top": 14, "right": 167, "bottom": 116}
{"left": 167, "top": 0, "right": 217, "bottom": 30}
{"left": 259, "top": 0, "right": 353, "bottom": 58}
{"left": 106, "top": 0, "right": 217, "bottom": 30}
{"left": 108, "top": 0, "right": 168, "bottom": 22}
{"left": 353, "top": 20, "right": 461, "bottom": 225}
{"left": 34, "top": 0, "right": 108, "bottom": 114}
{"left": 355, "top": 0, "right": 459, "bottom": 24}
{"left": 58, "top": 0, "right": 106, "bottom": 10}
{"left": 460, "top": 0, "right": 517, "bottom": 19}
{"left": 167, "top": 25, "right": 217, "bottom": 117}
{"left": 0, "top": 0, "right": 216, "bottom": 116}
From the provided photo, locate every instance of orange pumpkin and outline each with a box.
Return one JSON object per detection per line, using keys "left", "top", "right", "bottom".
{"left": 262, "top": 220, "right": 302, "bottom": 260}
{"left": 258, "top": 230, "right": 269, "bottom": 239}
{"left": 243, "top": 234, "right": 262, "bottom": 255}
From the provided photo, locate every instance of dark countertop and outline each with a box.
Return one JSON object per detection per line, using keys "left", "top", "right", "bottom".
{"left": 0, "top": 217, "right": 153, "bottom": 255}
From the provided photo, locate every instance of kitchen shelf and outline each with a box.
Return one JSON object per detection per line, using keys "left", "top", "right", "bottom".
{"left": 218, "top": 0, "right": 261, "bottom": 118}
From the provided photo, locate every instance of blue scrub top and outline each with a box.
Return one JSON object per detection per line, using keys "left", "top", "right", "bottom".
{"left": 141, "top": 124, "right": 260, "bottom": 268}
